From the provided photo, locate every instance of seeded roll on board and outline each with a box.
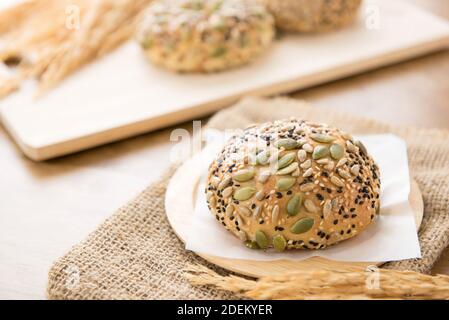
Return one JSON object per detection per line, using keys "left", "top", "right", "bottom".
{"left": 206, "top": 119, "right": 381, "bottom": 251}
{"left": 136, "top": 0, "right": 275, "bottom": 73}
{"left": 260, "top": 0, "right": 362, "bottom": 33}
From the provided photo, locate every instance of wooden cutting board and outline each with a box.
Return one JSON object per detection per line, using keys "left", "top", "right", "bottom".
{"left": 1, "top": 0, "right": 448, "bottom": 161}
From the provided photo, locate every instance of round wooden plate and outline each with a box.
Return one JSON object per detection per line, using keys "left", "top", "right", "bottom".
{"left": 166, "top": 157, "right": 424, "bottom": 278}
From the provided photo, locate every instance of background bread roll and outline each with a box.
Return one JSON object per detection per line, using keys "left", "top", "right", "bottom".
{"left": 260, "top": 0, "right": 362, "bottom": 33}
{"left": 137, "top": 0, "right": 275, "bottom": 72}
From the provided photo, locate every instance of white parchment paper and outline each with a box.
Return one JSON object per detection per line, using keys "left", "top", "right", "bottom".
{"left": 185, "top": 134, "right": 421, "bottom": 262}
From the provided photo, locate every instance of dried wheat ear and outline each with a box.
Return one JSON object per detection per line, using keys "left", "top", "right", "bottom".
{"left": 185, "top": 264, "right": 449, "bottom": 300}
{"left": 0, "top": 0, "right": 152, "bottom": 99}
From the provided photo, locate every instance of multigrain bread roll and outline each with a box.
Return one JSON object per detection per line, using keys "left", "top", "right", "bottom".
{"left": 137, "top": 0, "right": 275, "bottom": 73}
{"left": 205, "top": 119, "right": 381, "bottom": 251}
{"left": 260, "top": 0, "right": 362, "bottom": 33}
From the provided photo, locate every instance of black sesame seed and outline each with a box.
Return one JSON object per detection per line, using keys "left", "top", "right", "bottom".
{"left": 333, "top": 219, "right": 338, "bottom": 225}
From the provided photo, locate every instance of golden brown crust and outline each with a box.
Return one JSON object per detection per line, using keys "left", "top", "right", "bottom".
{"left": 206, "top": 119, "right": 381, "bottom": 251}
{"left": 136, "top": 0, "right": 275, "bottom": 72}
{"left": 261, "top": 0, "right": 362, "bottom": 33}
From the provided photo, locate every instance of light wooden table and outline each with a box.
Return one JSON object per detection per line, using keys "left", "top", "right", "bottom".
{"left": 0, "top": 0, "right": 448, "bottom": 300}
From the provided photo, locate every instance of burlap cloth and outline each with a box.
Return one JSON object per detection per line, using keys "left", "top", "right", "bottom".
{"left": 47, "top": 97, "right": 449, "bottom": 299}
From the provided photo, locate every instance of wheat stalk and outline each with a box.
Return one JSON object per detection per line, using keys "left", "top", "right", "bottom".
{"left": 0, "top": 0, "right": 152, "bottom": 99}
{"left": 185, "top": 264, "right": 449, "bottom": 300}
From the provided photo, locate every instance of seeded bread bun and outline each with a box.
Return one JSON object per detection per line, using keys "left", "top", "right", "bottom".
{"left": 260, "top": 0, "right": 362, "bottom": 33}
{"left": 137, "top": 0, "right": 275, "bottom": 73}
{"left": 206, "top": 119, "right": 381, "bottom": 251}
